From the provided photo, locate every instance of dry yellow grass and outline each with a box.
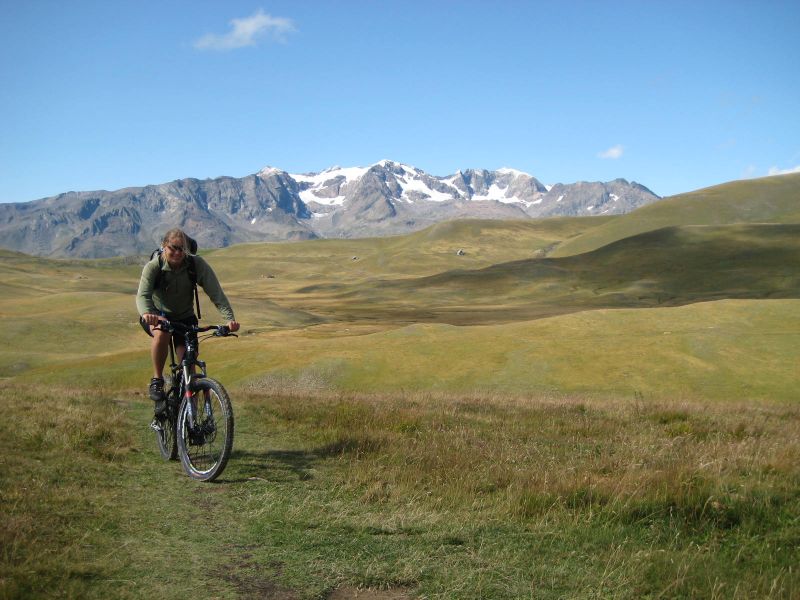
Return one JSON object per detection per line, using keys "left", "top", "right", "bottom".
{"left": 242, "top": 388, "right": 800, "bottom": 526}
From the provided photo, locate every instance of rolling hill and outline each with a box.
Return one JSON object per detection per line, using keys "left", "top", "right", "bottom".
{"left": 265, "top": 223, "right": 800, "bottom": 326}
{"left": 550, "top": 172, "right": 800, "bottom": 257}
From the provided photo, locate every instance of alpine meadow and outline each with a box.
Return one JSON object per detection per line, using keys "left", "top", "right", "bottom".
{"left": 2, "top": 173, "right": 800, "bottom": 599}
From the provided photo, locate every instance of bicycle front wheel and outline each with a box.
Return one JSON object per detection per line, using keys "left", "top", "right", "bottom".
{"left": 176, "top": 378, "right": 234, "bottom": 481}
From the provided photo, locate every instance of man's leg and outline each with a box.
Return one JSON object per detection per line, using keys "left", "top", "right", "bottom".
{"left": 151, "top": 329, "right": 171, "bottom": 378}
{"left": 149, "top": 329, "right": 171, "bottom": 411}
{"left": 174, "top": 344, "right": 186, "bottom": 369}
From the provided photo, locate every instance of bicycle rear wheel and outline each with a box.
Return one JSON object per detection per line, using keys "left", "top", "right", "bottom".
{"left": 176, "top": 378, "right": 234, "bottom": 481}
{"left": 154, "top": 389, "right": 179, "bottom": 461}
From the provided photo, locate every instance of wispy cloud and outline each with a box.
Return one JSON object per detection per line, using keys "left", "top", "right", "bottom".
{"left": 194, "top": 9, "right": 296, "bottom": 51}
{"left": 742, "top": 165, "right": 759, "bottom": 179}
{"left": 768, "top": 165, "right": 800, "bottom": 176}
{"left": 598, "top": 145, "right": 624, "bottom": 159}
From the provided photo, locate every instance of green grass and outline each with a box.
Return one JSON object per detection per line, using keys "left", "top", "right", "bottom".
{"left": 291, "top": 223, "right": 799, "bottom": 326}
{"left": 2, "top": 179, "right": 800, "bottom": 597}
{"left": 210, "top": 216, "right": 614, "bottom": 284}
{"left": 2, "top": 384, "right": 798, "bottom": 598}
{"left": 551, "top": 172, "right": 800, "bottom": 257}
{"left": 15, "top": 299, "right": 800, "bottom": 402}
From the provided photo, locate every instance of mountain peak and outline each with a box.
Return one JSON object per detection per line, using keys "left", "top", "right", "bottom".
{"left": 374, "top": 159, "right": 419, "bottom": 173}
{"left": 497, "top": 167, "right": 532, "bottom": 178}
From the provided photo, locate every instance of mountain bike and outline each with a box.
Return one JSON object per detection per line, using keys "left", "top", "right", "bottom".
{"left": 149, "top": 319, "right": 236, "bottom": 481}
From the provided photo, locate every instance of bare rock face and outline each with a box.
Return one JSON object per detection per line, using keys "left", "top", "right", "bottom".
{"left": 0, "top": 161, "right": 659, "bottom": 257}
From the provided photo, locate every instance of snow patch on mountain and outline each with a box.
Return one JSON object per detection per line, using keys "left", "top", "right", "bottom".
{"left": 302, "top": 192, "right": 347, "bottom": 207}
{"left": 396, "top": 174, "right": 451, "bottom": 202}
{"left": 497, "top": 167, "right": 532, "bottom": 178}
{"left": 257, "top": 166, "right": 283, "bottom": 177}
{"left": 290, "top": 165, "right": 369, "bottom": 207}
{"left": 473, "top": 183, "right": 512, "bottom": 202}
{"left": 291, "top": 165, "right": 369, "bottom": 185}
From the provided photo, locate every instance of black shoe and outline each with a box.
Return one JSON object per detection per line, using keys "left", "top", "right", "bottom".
{"left": 149, "top": 377, "right": 166, "bottom": 415}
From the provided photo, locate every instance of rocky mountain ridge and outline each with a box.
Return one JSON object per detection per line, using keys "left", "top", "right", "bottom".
{"left": 0, "top": 160, "right": 660, "bottom": 258}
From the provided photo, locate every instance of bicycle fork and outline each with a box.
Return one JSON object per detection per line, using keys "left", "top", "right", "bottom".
{"left": 183, "top": 368, "right": 214, "bottom": 445}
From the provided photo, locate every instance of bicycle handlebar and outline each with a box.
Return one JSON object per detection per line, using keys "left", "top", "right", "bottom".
{"left": 152, "top": 319, "right": 237, "bottom": 337}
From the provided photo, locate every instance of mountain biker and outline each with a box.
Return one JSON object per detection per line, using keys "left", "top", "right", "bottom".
{"left": 136, "top": 228, "right": 240, "bottom": 415}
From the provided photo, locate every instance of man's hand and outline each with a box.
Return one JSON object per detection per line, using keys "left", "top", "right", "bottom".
{"left": 142, "top": 313, "right": 161, "bottom": 327}
{"left": 227, "top": 320, "right": 240, "bottom": 333}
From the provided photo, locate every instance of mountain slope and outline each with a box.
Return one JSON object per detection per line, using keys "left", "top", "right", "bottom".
{"left": 0, "top": 160, "right": 658, "bottom": 258}
{"left": 550, "top": 173, "right": 800, "bottom": 257}
{"left": 297, "top": 161, "right": 656, "bottom": 238}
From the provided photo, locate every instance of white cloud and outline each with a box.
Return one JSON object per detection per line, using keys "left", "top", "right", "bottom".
{"left": 598, "top": 144, "right": 624, "bottom": 159}
{"left": 194, "top": 9, "right": 296, "bottom": 51}
{"left": 767, "top": 165, "right": 800, "bottom": 176}
{"left": 742, "top": 165, "right": 759, "bottom": 179}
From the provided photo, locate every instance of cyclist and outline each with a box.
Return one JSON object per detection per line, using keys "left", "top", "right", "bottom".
{"left": 136, "top": 228, "right": 240, "bottom": 415}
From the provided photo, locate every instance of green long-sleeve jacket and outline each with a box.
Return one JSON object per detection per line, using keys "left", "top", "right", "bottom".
{"left": 136, "top": 254, "right": 235, "bottom": 322}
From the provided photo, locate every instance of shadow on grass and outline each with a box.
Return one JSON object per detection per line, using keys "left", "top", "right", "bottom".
{"left": 218, "top": 429, "right": 385, "bottom": 484}
{"left": 224, "top": 448, "right": 318, "bottom": 483}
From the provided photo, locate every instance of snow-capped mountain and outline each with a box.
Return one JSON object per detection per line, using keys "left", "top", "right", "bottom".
{"left": 289, "top": 161, "right": 548, "bottom": 215}
{"left": 281, "top": 160, "right": 656, "bottom": 238}
{"left": 0, "top": 160, "right": 660, "bottom": 258}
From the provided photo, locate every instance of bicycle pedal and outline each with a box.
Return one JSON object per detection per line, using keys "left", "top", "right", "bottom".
{"left": 150, "top": 419, "right": 163, "bottom": 433}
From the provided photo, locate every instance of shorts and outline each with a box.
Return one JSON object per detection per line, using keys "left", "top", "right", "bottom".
{"left": 139, "top": 314, "right": 199, "bottom": 347}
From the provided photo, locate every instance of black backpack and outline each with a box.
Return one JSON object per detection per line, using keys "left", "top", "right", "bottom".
{"left": 150, "top": 235, "right": 202, "bottom": 319}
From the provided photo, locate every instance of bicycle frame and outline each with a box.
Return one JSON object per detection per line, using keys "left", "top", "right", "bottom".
{"left": 166, "top": 325, "right": 209, "bottom": 434}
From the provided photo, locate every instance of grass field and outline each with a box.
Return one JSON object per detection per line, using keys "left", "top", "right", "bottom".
{"left": 2, "top": 177, "right": 800, "bottom": 598}
{"left": 3, "top": 384, "right": 799, "bottom": 598}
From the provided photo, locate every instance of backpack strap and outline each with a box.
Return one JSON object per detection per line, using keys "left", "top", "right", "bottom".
{"left": 152, "top": 250, "right": 164, "bottom": 291}
{"left": 187, "top": 255, "right": 201, "bottom": 319}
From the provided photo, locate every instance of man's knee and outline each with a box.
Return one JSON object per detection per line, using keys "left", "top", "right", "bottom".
{"left": 152, "top": 330, "right": 171, "bottom": 347}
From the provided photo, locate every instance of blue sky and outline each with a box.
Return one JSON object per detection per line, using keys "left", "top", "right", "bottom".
{"left": 1, "top": 1, "right": 798, "bottom": 203}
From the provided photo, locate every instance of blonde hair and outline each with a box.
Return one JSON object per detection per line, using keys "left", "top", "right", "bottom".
{"left": 161, "top": 228, "right": 188, "bottom": 250}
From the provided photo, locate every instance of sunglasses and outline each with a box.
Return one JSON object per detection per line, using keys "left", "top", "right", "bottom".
{"left": 167, "top": 244, "right": 185, "bottom": 253}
